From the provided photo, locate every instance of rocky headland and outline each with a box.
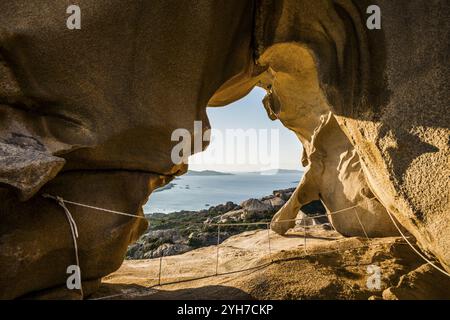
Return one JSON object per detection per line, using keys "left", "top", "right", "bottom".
{"left": 127, "top": 188, "right": 326, "bottom": 259}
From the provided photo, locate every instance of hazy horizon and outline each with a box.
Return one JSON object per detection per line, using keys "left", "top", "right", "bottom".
{"left": 187, "top": 168, "right": 304, "bottom": 173}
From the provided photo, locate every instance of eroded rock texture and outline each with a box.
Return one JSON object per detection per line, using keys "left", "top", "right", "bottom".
{"left": 0, "top": 0, "right": 255, "bottom": 298}
{"left": 0, "top": 0, "right": 449, "bottom": 298}
{"left": 251, "top": 0, "right": 450, "bottom": 272}
{"left": 252, "top": 44, "right": 397, "bottom": 237}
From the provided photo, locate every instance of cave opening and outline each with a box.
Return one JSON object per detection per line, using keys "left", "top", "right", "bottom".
{"left": 145, "top": 87, "right": 304, "bottom": 215}
{"left": 144, "top": 84, "right": 328, "bottom": 228}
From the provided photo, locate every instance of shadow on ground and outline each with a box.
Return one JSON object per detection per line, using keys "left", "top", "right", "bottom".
{"left": 92, "top": 283, "right": 254, "bottom": 300}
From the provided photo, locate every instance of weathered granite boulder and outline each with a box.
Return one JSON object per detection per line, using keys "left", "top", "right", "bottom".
{"left": 1, "top": 0, "right": 449, "bottom": 299}
{"left": 382, "top": 264, "right": 450, "bottom": 300}
{"left": 263, "top": 196, "right": 285, "bottom": 210}
{"left": 144, "top": 243, "right": 192, "bottom": 259}
{"left": 252, "top": 0, "right": 450, "bottom": 272}
{"left": 210, "top": 201, "right": 241, "bottom": 214}
{"left": 143, "top": 229, "right": 185, "bottom": 244}
{"left": 217, "top": 209, "right": 246, "bottom": 224}
{"left": 240, "top": 198, "right": 273, "bottom": 213}
{"left": 294, "top": 211, "right": 319, "bottom": 227}
{"left": 0, "top": 0, "right": 255, "bottom": 298}
{"left": 271, "top": 188, "right": 295, "bottom": 201}
{"left": 256, "top": 39, "right": 397, "bottom": 237}
{"left": 333, "top": 0, "right": 450, "bottom": 274}
{"left": 0, "top": 171, "right": 152, "bottom": 299}
{"left": 187, "top": 231, "right": 220, "bottom": 248}
{"left": 270, "top": 112, "right": 398, "bottom": 237}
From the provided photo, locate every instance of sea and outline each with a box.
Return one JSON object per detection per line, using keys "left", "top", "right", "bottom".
{"left": 144, "top": 171, "right": 303, "bottom": 214}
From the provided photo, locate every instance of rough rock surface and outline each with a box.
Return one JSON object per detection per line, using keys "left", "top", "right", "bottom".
{"left": 0, "top": 171, "right": 153, "bottom": 299}
{"left": 0, "top": 0, "right": 255, "bottom": 299}
{"left": 382, "top": 264, "right": 450, "bottom": 300}
{"left": 251, "top": 0, "right": 450, "bottom": 271}
{"left": 0, "top": 141, "right": 65, "bottom": 200}
{"left": 0, "top": 0, "right": 449, "bottom": 298}
{"left": 269, "top": 111, "right": 398, "bottom": 237}
{"left": 333, "top": 1, "right": 450, "bottom": 274}
{"left": 94, "top": 230, "right": 450, "bottom": 300}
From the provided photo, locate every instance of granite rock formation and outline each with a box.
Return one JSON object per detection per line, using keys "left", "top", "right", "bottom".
{"left": 1, "top": 0, "right": 449, "bottom": 298}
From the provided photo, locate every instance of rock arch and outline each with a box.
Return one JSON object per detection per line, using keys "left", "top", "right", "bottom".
{"left": 0, "top": 0, "right": 449, "bottom": 298}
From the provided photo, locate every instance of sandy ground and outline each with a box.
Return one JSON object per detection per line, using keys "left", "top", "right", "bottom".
{"left": 91, "top": 226, "right": 450, "bottom": 300}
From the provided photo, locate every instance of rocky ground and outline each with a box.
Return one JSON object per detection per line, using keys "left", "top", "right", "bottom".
{"left": 108, "top": 188, "right": 450, "bottom": 300}
{"left": 127, "top": 188, "right": 326, "bottom": 259}
{"left": 94, "top": 227, "right": 450, "bottom": 300}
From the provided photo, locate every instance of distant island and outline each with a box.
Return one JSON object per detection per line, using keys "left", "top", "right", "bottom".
{"left": 186, "top": 170, "right": 234, "bottom": 176}
{"left": 153, "top": 182, "right": 176, "bottom": 192}
{"left": 250, "top": 169, "right": 303, "bottom": 175}
{"left": 152, "top": 169, "right": 302, "bottom": 196}
{"left": 186, "top": 169, "right": 302, "bottom": 176}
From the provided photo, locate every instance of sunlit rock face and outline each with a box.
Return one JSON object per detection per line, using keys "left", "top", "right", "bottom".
{"left": 255, "top": 44, "right": 397, "bottom": 237}
{"left": 253, "top": 0, "right": 449, "bottom": 272}
{"left": 335, "top": 0, "right": 450, "bottom": 273}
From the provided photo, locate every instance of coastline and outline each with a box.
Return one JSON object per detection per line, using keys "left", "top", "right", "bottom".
{"left": 127, "top": 187, "right": 326, "bottom": 259}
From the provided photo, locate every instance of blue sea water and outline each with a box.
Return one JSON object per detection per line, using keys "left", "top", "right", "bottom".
{"left": 144, "top": 172, "right": 303, "bottom": 213}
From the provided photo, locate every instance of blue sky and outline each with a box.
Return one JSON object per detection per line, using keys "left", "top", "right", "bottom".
{"left": 188, "top": 87, "right": 303, "bottom": 172}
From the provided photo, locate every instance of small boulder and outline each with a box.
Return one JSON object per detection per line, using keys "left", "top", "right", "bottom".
{"left": 149, "top": 243, "right": 192, "bottom": 258}
{"left": 240, "top": 198, "right": 272, "bottom": 213}
{"left": 268, "top": 196, "right": 285, "bottom": 209}
{"left": 218, "top": 209, "right": 246, "bottom": 223}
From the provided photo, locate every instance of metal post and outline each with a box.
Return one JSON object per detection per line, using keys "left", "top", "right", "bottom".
{"left": 267, "top": 223, "right": 272, "bottom": 262}
{"left": 303, "top": 215, "right": 307, "bottom": 254}
{"left": 158, "top": 253, "right": 163, "bottom": 286}
{"left": 215, "top": 225, "right": 220, "bottom": 275}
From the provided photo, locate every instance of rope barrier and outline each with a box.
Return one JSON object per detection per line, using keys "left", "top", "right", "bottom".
{"left": 215, "top": 225, "right": 221, "bottom": 275}
{"left": 42, "top": 194, "right": 147, "bottom": 220}
{"left": 353, "top": 207, "right": 370, "bottom": 240}
{"left": 42, "top": 192, "right": 450, "bottom": 300}
{"left": 42, "top": 194, "right": 84, "bottom": 298}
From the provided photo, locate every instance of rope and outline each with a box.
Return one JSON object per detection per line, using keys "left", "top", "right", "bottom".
{"left": 353, "top": 207, "right": 370, "bottom": 240}
{"left": 43, "top": 194, "right": 147, "bottom": 220}
{"left": 42, "top": 193, "right": 450, "bottom": 282}
{"left": 49, "top": 195, "right": 84, "bottom": 298}
{"left": 265, "top": 197, "right": 378, "bottom": 225}
{"left": 42, "top": 193, "right": 149, "bottom": 298}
